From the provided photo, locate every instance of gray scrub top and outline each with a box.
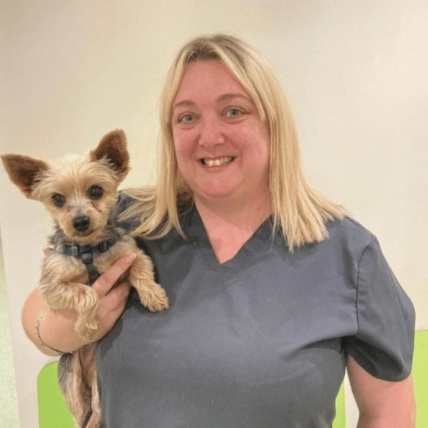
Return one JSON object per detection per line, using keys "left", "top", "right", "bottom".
{"left": 97, "top": 204, "right": 415, "bottom": 428}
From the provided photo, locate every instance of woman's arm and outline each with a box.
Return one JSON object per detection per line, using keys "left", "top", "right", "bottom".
{"left": 347, "top": 356, "right": 416, "bottom": 428}
{"left": 22, "top": 254, "right": 135, "bottom": 356}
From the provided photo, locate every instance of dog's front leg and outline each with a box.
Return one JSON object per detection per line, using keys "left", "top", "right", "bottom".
{"left": 128, "top": 251, "right": 169, "bottom": 312}
{"left": 42, "top": 280, "right": 99, "bottom": 341}
{"left": 40, "top": 257, "right": 100, "bottom": 341}
{"left": 72, "top": 284, "right": 100, "bottom": 341}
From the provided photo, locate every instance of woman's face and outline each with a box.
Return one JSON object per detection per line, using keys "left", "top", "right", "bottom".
{"left": 171, "top": 60, "right": 271, "bottom": 207}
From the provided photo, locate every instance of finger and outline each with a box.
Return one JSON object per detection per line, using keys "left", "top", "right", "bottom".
{"left": 97, "top": 305, "right": 128, "bottom": 339}
{"left": 98, "top": 291, "right": 130, "bottom": 333}
{"left": 103, "top": 282, "right": 131, "bottom": 311}
{"left": 92, "top": 253, "right": 136, "bottom": 297}
{"left": 109, "top": 303, "right": 128, "bottom": 323}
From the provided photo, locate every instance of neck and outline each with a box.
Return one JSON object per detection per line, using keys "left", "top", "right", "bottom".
{"left": 194, "top": 194, "right": 272, "bottom": 264}
{"left": 195, "top": 192, "right": 272, "bottom": 230}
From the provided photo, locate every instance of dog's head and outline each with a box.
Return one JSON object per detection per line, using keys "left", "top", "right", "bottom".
{"left": 1, "top": 129, "right": 130, "bottom": 243}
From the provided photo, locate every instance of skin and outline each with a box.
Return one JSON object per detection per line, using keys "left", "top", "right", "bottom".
{"left": 172, "top": 61, "right": 271, "bottom": 206}
{"left": 347, "top": 356, "right": 416, "bottom": 427}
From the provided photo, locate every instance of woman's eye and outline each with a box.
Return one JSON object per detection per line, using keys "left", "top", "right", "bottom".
{"left": 89, "top": 186, "right": 103, "bottom": 199}
{"left": 226, "top": 108, "right": 243, "bottom": 117}
{"left": 52, "top": 194, "right": 65, "bottom": 207}
{"left": 178, "top": 114, "right": 196, "bottom": 123}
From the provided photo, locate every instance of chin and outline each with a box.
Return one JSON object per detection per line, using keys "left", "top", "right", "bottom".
{"left": 196, "top": 188, "right": 242, "bottom": 204}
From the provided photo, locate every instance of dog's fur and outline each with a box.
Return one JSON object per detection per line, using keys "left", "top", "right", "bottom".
{"left": 1, "top": 130, "right": 169, "bottom": 428}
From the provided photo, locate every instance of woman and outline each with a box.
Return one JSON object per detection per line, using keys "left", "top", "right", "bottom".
{"left": 23, "top": 34, "right": 416, "bottom": 427}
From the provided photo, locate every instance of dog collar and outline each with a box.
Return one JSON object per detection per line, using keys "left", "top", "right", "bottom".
{"left": 62, "top": 240, "right": 116, "bottom": 284}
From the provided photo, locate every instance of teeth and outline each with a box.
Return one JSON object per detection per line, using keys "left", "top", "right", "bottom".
{"left": 201, "top": 157, "right": 234, "bottom": 167}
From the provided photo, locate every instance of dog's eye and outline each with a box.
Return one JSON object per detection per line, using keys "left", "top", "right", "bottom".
{"left": 89, "top": 186, "right": 103, "bottom": 199}
{"left": 52, "top": 194, "right": 65, "bottom": 207}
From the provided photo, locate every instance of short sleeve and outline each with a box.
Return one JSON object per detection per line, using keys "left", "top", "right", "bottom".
{"left": 344, "top": 235, "right": 415, "bottom": 381}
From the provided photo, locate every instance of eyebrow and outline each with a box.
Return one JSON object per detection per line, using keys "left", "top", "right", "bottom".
{"left": 217, "top": 93, "right": 251, "bottom": 103}
{"left": 172, "top": 93, "right": 251, "bottom": 111}
{"left": 173, "top": 100, "right": 195, "bottom": 110}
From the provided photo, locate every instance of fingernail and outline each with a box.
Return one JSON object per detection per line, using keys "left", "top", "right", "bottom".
{"left": 125, "top": 253, "right": 136, "bottom": 262}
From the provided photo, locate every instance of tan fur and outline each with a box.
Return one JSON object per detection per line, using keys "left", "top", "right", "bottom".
{"left": 1, "top": 129, "right": 169, "bottom": 428}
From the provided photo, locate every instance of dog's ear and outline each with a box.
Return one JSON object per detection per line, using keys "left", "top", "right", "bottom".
{"left": 90, "top": 129, "right": 130, "bottom": 181}
{"left": 1, "top": 154, "right": 49, "bottom": 198}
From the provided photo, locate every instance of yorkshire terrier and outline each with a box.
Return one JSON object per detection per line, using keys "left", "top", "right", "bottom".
{"left": 1, "top": 129, "right": 169, "bottom": 428}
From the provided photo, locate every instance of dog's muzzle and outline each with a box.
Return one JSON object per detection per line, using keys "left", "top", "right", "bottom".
{"left": 73, "top": 216, "right": 90, "bottom": 232}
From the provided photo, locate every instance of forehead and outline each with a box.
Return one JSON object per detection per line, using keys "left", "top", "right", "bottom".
{"left": 173, "top": 60, "right": 250, "bottom": 103}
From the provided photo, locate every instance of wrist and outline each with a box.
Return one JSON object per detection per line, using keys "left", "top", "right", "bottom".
{"left": 35, "top": 310, "right": 70, "bottom": 355}
{"left": 39, "top": 307, "right": 88, "bottom": 354}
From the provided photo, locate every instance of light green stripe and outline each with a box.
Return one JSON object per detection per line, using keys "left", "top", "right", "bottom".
{"left": 414, "top": 330, "right": 428, "bottom": 428}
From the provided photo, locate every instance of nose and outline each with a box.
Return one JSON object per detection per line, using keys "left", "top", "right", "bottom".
{"left": 198, "top": 115, "right": 225, "bottom": 148}
{"left": 73, "top": 216, "right": 90, "bottom": 232}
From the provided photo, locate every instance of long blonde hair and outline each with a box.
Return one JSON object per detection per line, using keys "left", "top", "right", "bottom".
{"left": 124, "top": 33, "right": 344, "bottom": 250}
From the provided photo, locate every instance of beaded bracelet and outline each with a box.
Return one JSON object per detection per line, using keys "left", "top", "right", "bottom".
{"left": 35, "top": 310, "right": 70, "bottom": 356}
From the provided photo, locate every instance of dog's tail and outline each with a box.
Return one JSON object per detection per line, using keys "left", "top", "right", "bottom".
{"left": 58, "top": 343, "right": 100, "bottom": 428}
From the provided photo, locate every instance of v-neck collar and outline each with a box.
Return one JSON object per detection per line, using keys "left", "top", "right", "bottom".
{"left": 184, "top": 205, "right": 274, "bottom": 272}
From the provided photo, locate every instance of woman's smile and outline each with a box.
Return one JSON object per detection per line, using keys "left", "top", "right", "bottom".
{"left": 199, "top": 156, "right": 236, "bottom": 167}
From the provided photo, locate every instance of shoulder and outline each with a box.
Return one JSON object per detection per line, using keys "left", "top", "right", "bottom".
{"left": 288, "top": 216, "right": 378, "bottom": 278}
{"left": 116, "top": 191, "right": 137, "bottom": 214}
{"left": 115, "top": 191, "right": 141, "bottom": 232}
{"left": 323, "top": 215, "right": 375, "bottom": 256}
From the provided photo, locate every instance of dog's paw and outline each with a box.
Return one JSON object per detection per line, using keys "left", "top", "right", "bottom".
{"left": 142, "top": 289, "right": 169, "bottom": 312}
{"left": 75, "top": 321, "right": 98, "bottom": 341}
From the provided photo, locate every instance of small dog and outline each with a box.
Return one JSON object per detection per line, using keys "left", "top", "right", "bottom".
{"left": 2, "top": 129, "right": 169, "bottom": 428}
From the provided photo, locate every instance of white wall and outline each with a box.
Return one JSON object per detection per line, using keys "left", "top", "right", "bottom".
{"left": 1, "top": 1, "right": 427, "bottom": 427}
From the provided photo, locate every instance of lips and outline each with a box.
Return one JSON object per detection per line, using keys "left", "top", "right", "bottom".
{"left": 199, "top": 156, "right": 235, "bottom": 167}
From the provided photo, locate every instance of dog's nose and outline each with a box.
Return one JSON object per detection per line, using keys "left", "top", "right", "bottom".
{"left": 73, "top": 216, "right": 90, "bottom": 232}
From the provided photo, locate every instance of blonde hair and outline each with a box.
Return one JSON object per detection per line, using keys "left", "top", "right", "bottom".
{"left": 124, "top": 33, "right": 344, "bottom": 250}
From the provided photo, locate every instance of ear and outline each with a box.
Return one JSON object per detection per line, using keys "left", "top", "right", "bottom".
{"left": 1, "top": 154, "right": 49, "bottom": 198}
{"left": 89, "top": 129, "right": 130, "bottom": 181}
